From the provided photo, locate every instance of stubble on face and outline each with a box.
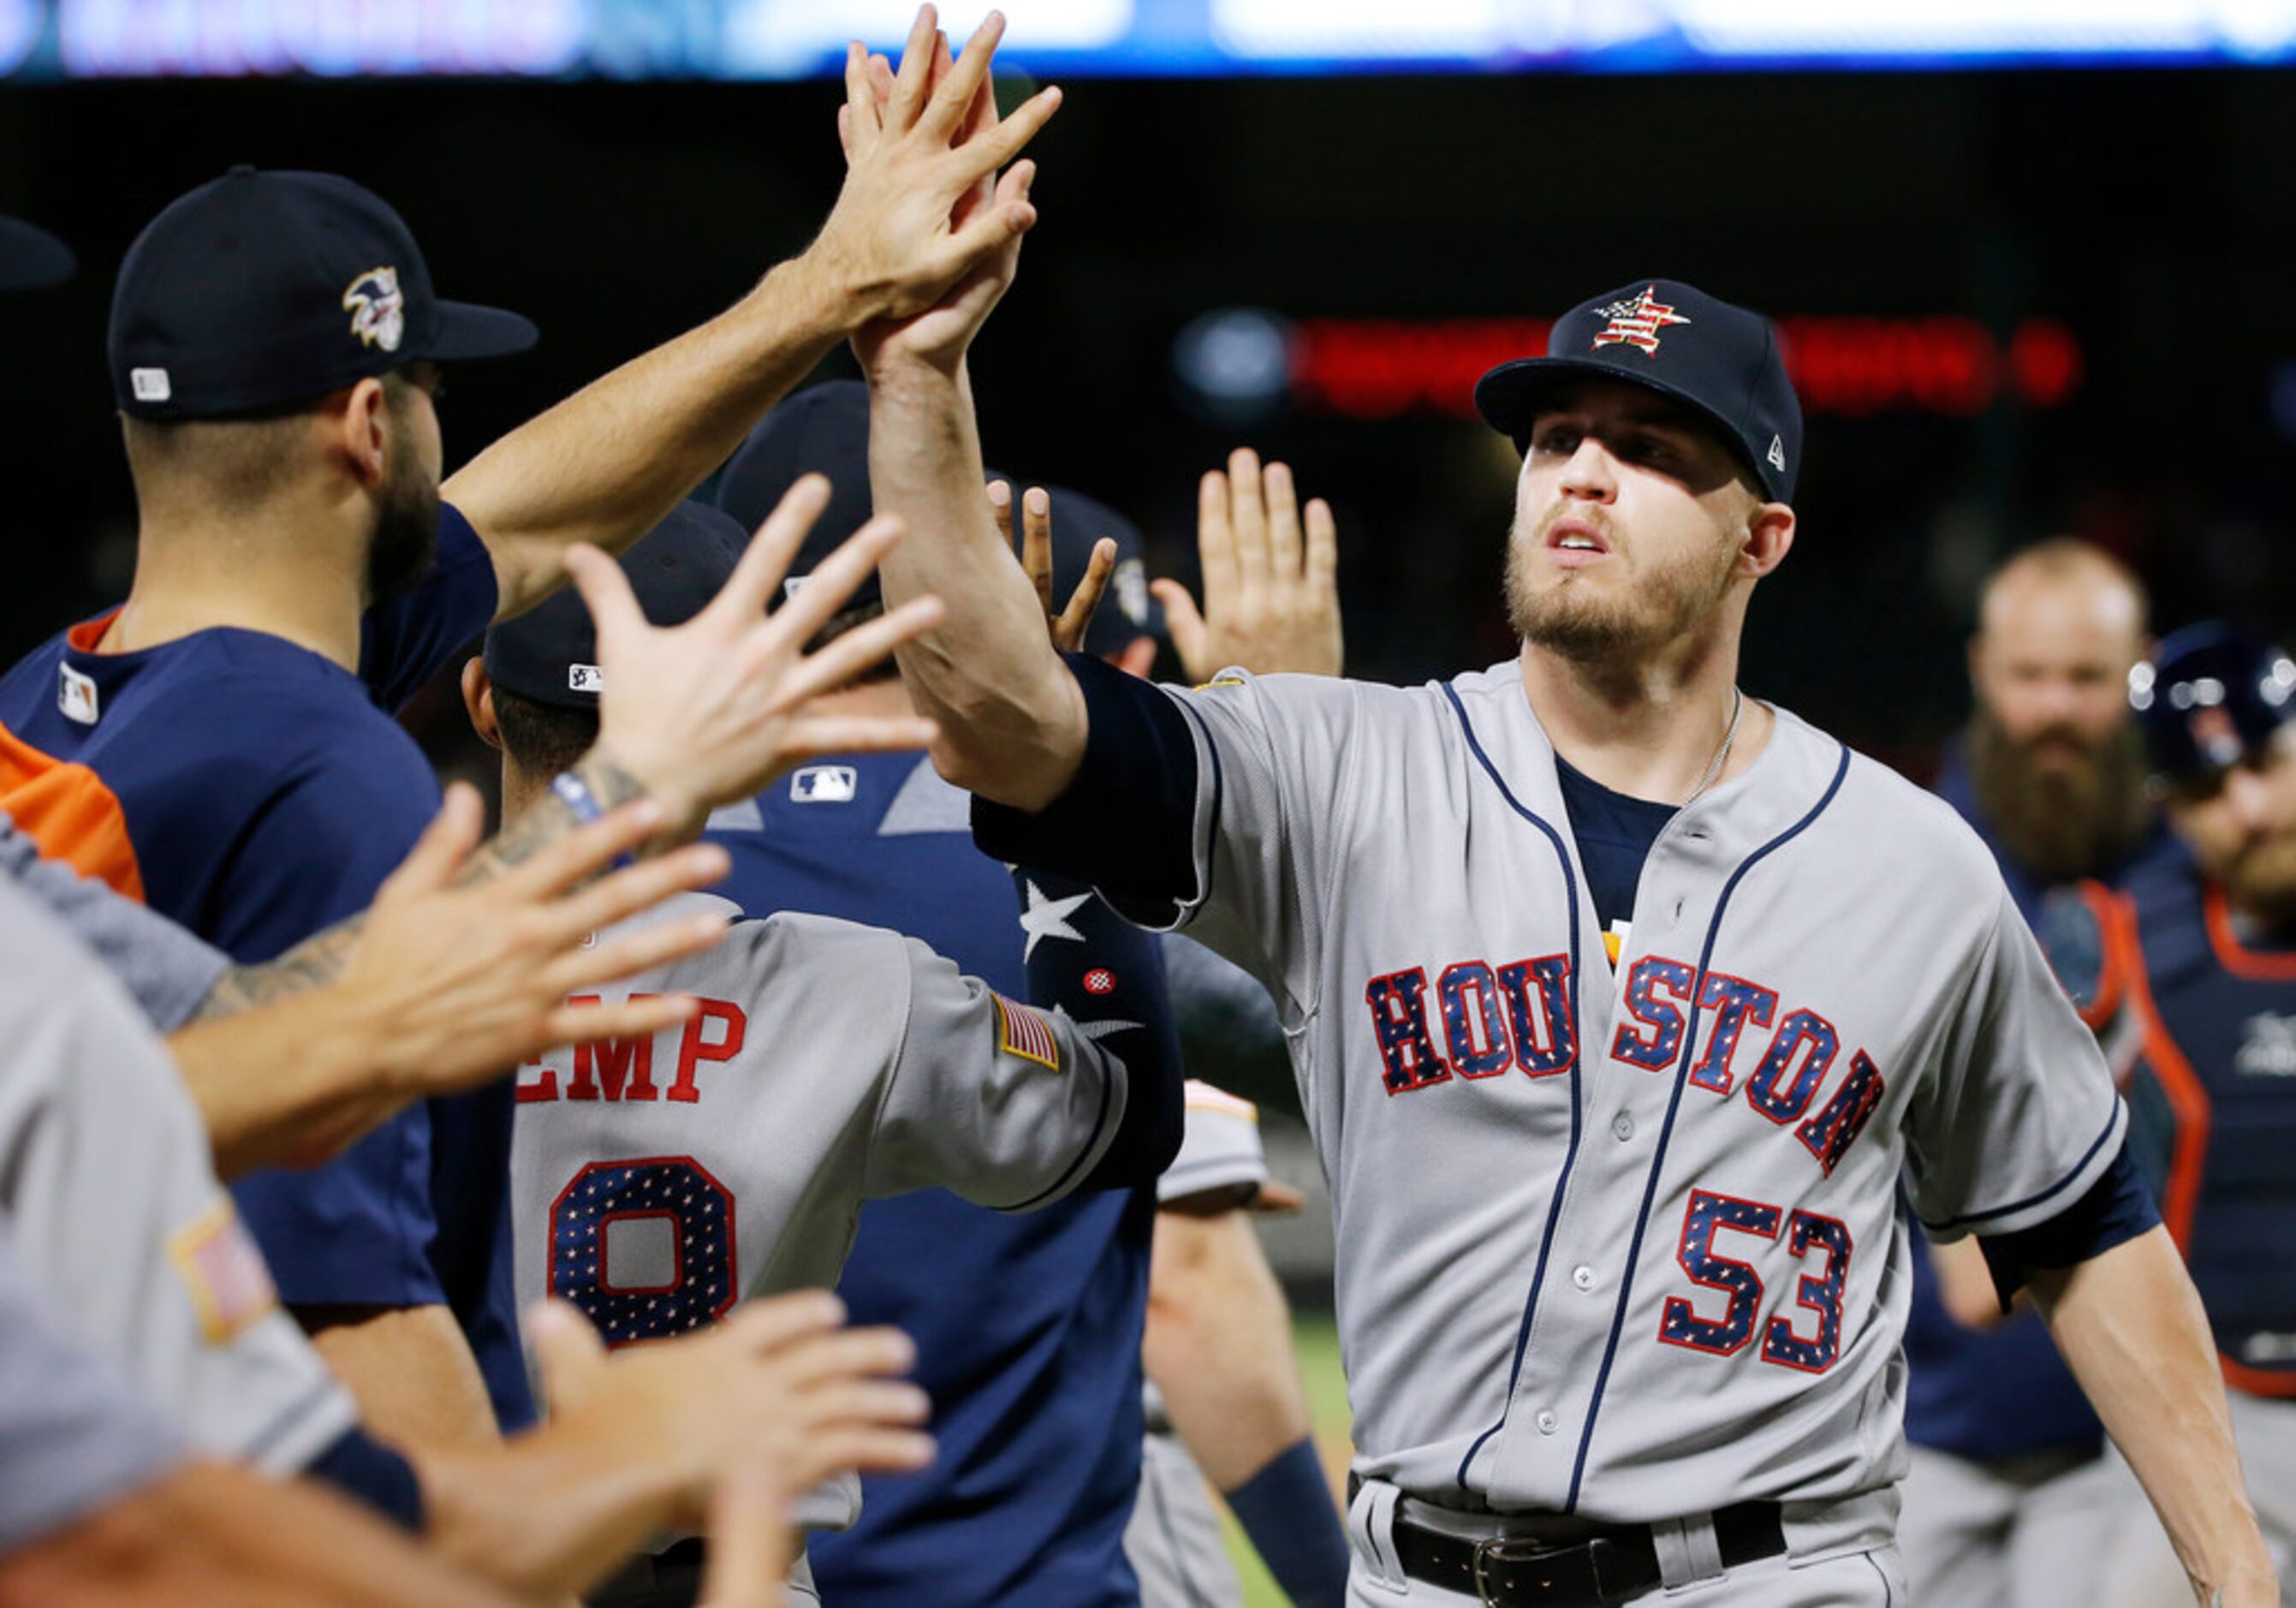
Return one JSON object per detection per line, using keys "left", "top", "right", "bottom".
{"left": 1504, "top": 499, "right": 1742, "bottom": 664}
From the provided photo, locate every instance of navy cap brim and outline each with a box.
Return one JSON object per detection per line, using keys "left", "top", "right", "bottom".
{"left": 424, "top": 299, "right": 538, "bottom": 362}
{"left": 0, "top": 217, "right": 74, "bottom": 294}
{"left": 1474, "top": 355, "right": 1787, "bottom": 503}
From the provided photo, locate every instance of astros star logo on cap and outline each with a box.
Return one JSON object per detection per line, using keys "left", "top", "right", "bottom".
{"left": 342, "top": 265, "right": 405, "bottom": 353}
{"left": 1591, "top": 286, "right": 1692, "bottom": 356}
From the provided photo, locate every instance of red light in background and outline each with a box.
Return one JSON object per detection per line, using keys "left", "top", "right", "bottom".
{"left": 1285, "top": 314, "right": 2083, "bottom": 420}
{"left": 2008, "top": 319, "right": 2084, "bottom": 408}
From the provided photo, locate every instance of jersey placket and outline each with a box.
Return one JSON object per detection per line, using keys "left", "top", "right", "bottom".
{"left": 1485, "top": 806, "right": 1732, "bottom": 1510}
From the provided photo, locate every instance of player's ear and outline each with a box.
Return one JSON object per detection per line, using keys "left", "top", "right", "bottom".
{"left": 461, "top": 656, "right": 503, "bottom": 750}
{"left": 332, "top": 377, "right": 390, "bottom": 491}
{"left": 1739, "top": 499, "right": 1794, "bottom": 580}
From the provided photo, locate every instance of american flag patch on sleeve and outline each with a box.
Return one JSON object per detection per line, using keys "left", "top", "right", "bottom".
{"left": 994, "top": 993, "right": 1062, "bottom": 1072}
{"left": 168, "top": 1195, "right": 280, "bottom": 1344}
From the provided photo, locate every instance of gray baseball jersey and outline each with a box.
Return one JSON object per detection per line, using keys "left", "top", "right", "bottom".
{"left": 2, "top": 809, "right": 228, "bottom": 1031}
{"left": 1100, "top": 663, "right": 2124, "bottom": 1547}
{"left": 0, "top": 1224, "right": 188, "bottom": 1552}
{"left": 509, "top": 891, "right": 1134, "bottom": 1528}
{"left": 0, "top": 875, "right": 357, "bottom": 1474}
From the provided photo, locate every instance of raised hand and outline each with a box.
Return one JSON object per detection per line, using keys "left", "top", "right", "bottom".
{"left": 989, "top": 479, "right": 1116, "bottom": 654}
{"left": 1152, "top": 449, "right": 1343, "bottom": 683}
{"left": 337, "top": 784, "right": 727, "bottom": 1098}
{"left": 817, "top": 7, "right": 1057, "bottom": 336}
{"left": 527, "top": 1293, "right": 936, "bottom": 1529}
{"left": 568, "top": 474, "right": 944, "bottom": 837}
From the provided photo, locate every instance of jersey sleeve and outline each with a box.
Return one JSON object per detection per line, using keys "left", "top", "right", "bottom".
{"left": 357, "top": 503, "right": 501, "bottom": 712}
{"left": 1, "top": 811, "right": 228, "bottom": 1031}
{"left": 860, "top": 934, "right": 1140, "bottom": 1212}
{"left": 1903, "top": 882, "right": 2132, "bottom": 1240}
{"left": 0, "top": 1224, "right": 186, "bottom": 1554}
{"left": 973, "top": 654, "right": 1362, "bottom": 1020}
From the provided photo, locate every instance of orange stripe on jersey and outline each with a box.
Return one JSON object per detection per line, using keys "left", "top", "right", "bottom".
{"left": 0, "top": 718, "right": 146, "bottom": 902}
{"left": 2107, "top": 889, "right": 2210, "bottom": 1251}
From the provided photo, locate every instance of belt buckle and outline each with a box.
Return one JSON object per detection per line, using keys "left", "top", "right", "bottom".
{"left": 1471, "top": 1534, "right": 1560, "bottom": 1606}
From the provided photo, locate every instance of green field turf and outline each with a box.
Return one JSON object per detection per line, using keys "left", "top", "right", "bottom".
{"left": 1219, "top": 1313, "right": 1349, "bottom": 1607}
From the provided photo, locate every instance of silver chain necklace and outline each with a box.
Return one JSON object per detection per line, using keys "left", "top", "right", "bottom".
{"left": 1680, "top": 688, "right": 1746, "bottom": 809}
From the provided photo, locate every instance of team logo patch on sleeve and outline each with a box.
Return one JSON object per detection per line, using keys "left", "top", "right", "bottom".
{"left": 994, "top": 992, "right": 1062, "bottom": 1072}
{"left": 168, "top": 1196, "right": 279, "bottom": 1344}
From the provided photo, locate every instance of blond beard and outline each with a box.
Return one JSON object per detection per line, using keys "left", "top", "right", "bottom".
{"left": 1505, "top": 513, "right": 1740, "bottom": 663}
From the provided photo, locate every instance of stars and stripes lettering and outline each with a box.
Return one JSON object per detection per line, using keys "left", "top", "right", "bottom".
{"left": 547, "top": 1157, "right": 737, "bottom": 1347}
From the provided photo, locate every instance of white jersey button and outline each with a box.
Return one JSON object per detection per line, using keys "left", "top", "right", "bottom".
{"left": 1572, "top": 1265, "right": 1596, "bottom": 1290}
{"left": 1536, "top": 1410, "right": 1559, "bottom": 1435}
{"left": 1612, "top": 1112, "right": 1634, "bottom": 1140}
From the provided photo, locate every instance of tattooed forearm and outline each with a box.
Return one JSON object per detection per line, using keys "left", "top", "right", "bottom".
{"left": 470, "top": 752, "right": 646, "bottom": 876}
{"left": 189, "top": 750, "right": 650, "bottom": 1022}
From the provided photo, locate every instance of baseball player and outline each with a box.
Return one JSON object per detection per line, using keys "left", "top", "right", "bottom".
{"left": 472, "top": 499, "right": 1180, "bottom": 1603}
{"left": 842, "top": 69, "right": 2275, "bottom": 1593}
{"left": 0, "top": 31, "right": 1055, "bottom": 1454}
{"left": 1895, "top": 539, "right": 2179, "bottom": 1608}
{"left": 2076, "top": 625, "right": 2296, "bottom": 1603}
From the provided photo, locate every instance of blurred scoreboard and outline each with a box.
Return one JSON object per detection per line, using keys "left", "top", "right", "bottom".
{"left": 9, "top": 0, "right": 2296, "bottom": 77}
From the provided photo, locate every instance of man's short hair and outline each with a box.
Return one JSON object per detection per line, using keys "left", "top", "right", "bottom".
{"left": 118, "top": 371, "right": 418, "bottom": 515}
{"left": 492, "top": 687, "right": 600, "bottom": 780}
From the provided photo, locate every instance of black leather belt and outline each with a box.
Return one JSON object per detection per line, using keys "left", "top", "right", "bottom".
{"left": 1387, "top": 1499, "right": 1784, "bottom": 1606}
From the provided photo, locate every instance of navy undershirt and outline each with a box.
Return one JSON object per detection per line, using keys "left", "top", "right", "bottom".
{"left": 1551, "top": 756, "right": 1677, "bottom": 938}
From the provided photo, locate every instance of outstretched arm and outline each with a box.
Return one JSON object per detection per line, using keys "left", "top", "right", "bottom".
{"left": 446, "top": 5, "right": 1059, "bottom": 622}
{"left": 850, "top": 31, "right": 1088, "bottom": 810}
{"left": 2033, "top": 1227, "right": 2275, "bottom": 1606}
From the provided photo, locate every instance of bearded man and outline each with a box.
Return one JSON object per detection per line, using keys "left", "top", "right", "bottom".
{"left": 1898, "top": 538, "right": 2180, "bottom": 1608}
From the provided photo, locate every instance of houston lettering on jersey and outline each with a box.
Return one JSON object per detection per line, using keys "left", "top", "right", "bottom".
{"left": 1364, "top": 950, "right": 1885, "bottom": 1175}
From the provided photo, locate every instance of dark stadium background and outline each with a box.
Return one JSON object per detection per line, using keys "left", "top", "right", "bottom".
{"left": 5, "top": 67, "right": 2294, "bottom": 778}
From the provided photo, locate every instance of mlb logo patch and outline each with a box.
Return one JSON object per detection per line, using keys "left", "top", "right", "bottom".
{"left": 568, "top": 663, "right": 605, "bottom": 694}
{"left": 168, "top": 1196, "right": 279, "bottom": 1344}
{"left": 129, "top": 367, "right": 171, "bottom": 403}
{"left": 790, "top": 765, "right": 858, "bottom": 804}
{"left": 57, "top": 663, "right": 99, "bottom": 725}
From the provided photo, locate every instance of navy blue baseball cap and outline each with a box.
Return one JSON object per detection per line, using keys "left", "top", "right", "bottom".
{"left": 483, "top": 500, "right": 746, "bottom": 712}
{"left": 1474, "top": 278, "right": 1803, "bottom": 502}
{"left": 2129, "top": 623, "right": 2296, "bottom": 786}
{"left": 1004, "top": 481, "right": 1166, "bottom": 659}
{"left": 0, "top": 217, "right": 73, "bottom": 294}
{"left": 717, "top": 379, "right": 881, "bottom": 612}
{"left": 110, "top": 167, "right": 537, "bottom": 420}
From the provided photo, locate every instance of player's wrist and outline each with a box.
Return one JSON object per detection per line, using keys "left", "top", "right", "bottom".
{"left": 776, "top": 229, "right": 893, "bottom": 336}
{"left": 574, "top": 744, "right": 700, "bottom": 849}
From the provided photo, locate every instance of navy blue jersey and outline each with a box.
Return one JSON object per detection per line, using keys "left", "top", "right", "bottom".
{"left": 706, "top": 753, "right": 1154, "bottom": 1608}
{"left": 0, "top": 508, "right": 534, "bottom": 1432}
{"left": 2110, "top": 855, "right": 2296, "bottom": 1397}
{"left": 1898, "top": 747, "right": 2178, "bottom": 1462}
